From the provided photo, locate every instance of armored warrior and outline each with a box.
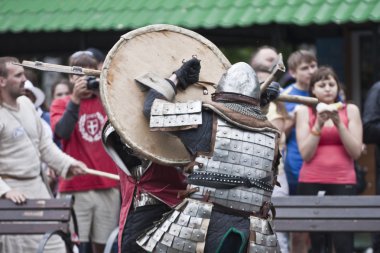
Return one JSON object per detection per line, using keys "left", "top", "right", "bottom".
{"left": 136, "top": 58, "right": 282, "bottom": 252}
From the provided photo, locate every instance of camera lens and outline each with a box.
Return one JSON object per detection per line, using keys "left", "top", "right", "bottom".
{"left": 86, "top": 76, "right": 99, "bottom": 90}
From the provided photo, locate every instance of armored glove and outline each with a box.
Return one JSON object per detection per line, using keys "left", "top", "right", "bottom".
{"left": 174, "top": 57, "right": 201, "bottom": 89}
{"left": 260, "top": 81, "right": 280, "bottom": 107}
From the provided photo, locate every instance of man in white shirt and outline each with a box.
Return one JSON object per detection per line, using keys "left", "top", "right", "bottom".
{"left": 0, "top": 56, "right": 87, "bottom": 253}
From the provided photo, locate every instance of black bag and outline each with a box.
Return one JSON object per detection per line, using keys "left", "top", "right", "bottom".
{"left": 355, "top": 161, "right": 367, "bottom": 194}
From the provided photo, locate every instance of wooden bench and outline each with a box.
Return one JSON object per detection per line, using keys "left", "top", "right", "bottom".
{"left": 0, "top": 196, "right": 76, "bottom": 253}
{"left": 272, "top": 195, "right": 380, "bottom": 232}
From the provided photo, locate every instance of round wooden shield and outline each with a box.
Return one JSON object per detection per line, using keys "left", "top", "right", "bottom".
{"left": 100, "top": 24, "right": 231, "bottom": 166}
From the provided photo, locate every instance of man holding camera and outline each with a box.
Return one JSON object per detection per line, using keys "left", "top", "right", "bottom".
{"left": 50, "top": 51, "right": 120, "bottom": 253}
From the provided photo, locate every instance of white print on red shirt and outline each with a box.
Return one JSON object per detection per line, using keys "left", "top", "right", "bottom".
{"left": 79, "top": 112, "right": 106, "bottom": 143}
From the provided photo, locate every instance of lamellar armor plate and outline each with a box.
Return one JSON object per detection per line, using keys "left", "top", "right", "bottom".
{"left": 137, "top": 199, "right": 280, "bottom": 252}
{"left": 137, "top": 198, "right": 212, "bottom": 252}
{"left": 188, "top": 118, "right": 276, "bottom": 213}
{"left": 249, "top": 217, "right": 280, "bottom": 252}
{"left": 150, "top": 99, "right": 202, "bottom": 130}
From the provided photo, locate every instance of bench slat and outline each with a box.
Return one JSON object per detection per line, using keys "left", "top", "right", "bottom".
{"left": 0, "top": 223, "right": 70, "bottom": 234}
{"left": 272, "top": 196, "right": 380, "bottom": 207}
{"left": 0, "top": 199, "right": 72, "bottom": 210}
{"left": 271, "top": 196, "right": 380, "bottom": 232}
{"left": 0, "top": 210, "right": 70, "bottom": 221}
{"left": 276, "top": 207, "right": 380, "bottom": 219}
{"left": 274, "top": 219, "right": 380, "bottom": 232}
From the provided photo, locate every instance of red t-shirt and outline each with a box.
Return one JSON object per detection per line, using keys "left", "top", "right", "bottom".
{"left": 117, "top": 164, "right": 186, "bottom": 251}
{"left": 299, "top": 106, "right": 356, "bottom": 184}
{"left": 50, "top": 96, "right": 119, "bottom": 192}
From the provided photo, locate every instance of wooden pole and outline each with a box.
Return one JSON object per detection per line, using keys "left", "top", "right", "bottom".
{"left": 15, "top": 61, "right": 101, "bottom": 76}
{"left": 276, "top": 94, "right": 318, "bottom": 106}
{"left": 260, "top": 53, "right": 286, "bottom": 92}
{"left": 84, "top": 168, "right": 119, "bottom": 180}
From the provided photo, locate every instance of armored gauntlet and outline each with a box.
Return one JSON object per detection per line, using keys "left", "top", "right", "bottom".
{"left": 260, "top": 81, "right": 280, "bottom": 107}
{"left": 174, "top": 57, "right": 201, "bottom": 89}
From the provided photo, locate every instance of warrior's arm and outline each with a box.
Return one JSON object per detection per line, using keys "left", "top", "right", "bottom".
{"left": 141, "top": 58, "right": 212, "bottom": 155}
{"left": 142, "top": 80, "right": 213, "bottom": 156}
{"left": 142, "top": 58, "right": 198, "bottom": 117}
{"left": 142, "top": 57, "right": 201, "bottom": 116}
{"left": 143, "top": 85, "right": 171, "bottom": 118}
{"left": 142, "top": 71, "right": 189, "bottom": 117}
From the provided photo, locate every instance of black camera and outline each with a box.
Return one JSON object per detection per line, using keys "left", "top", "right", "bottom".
{"left": 86, "top": 76, "right": 99, "bottom": 90}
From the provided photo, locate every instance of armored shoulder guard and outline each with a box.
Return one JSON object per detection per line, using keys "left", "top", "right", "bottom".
{"left": 150, "top": 99, "right": 203, "bottom": 131}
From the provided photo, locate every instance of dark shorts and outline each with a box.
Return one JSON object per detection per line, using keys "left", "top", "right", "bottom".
{"left": 121, "top": 203, "right": 170, "bottom": 253}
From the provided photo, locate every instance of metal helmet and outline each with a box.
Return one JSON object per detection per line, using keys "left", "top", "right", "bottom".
{"left": 216, "top": 62, "right": 260, "bottom": 100}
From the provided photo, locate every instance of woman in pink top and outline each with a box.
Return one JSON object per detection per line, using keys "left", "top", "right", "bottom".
{"left": 296, "top": 67, "right": 363, "bottom": 253}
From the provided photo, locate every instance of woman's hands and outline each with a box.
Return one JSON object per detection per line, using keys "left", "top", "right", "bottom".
{"left": 329, "top": 110, "right": 342, "bottom": 128}
{"left": 314, "top": 102, "right": 343, "bottom": 131}
{"left": 315, "top": 110, "right": 329, "bottom": 131}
